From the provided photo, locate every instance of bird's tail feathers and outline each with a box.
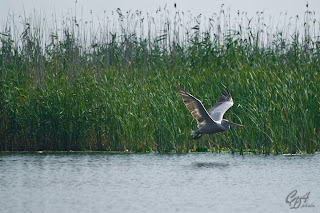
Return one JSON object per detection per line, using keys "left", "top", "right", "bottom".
{"left": 190, "top": 130, "right": 197, "bottom": 135}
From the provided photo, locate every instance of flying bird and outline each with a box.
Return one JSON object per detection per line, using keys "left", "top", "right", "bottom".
{"left": 177, "top": 88, "right": 244, "bottom": 140}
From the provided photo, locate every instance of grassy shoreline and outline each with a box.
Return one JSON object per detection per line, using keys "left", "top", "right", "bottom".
{"left": 1, "top": 150, "right": 320, "bottom": 155}
{"left": 1, "top": 7, "right": 320, "bottom": 154}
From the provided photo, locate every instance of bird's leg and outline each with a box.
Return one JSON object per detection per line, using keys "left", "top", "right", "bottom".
{"left": 192, "top": 134, "right": 202, "bottom": 140}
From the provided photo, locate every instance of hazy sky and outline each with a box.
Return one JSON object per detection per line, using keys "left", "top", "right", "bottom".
{"left": 0, "top": 0, "right": 319, "bottom": 38}
{"left": 1, "top": 0, "right": 319, "bottom": 22}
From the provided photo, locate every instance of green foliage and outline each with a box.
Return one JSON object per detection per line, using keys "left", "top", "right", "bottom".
{"left": 0, "top": 7, "right": 319, "bottom": 153}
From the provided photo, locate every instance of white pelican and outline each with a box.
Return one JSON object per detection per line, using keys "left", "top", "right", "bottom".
{"left": 177, "top": 88, "right": 244, "bottom": 139}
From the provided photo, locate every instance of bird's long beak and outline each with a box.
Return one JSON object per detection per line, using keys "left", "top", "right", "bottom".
{"left": 226, "top": 121, "right": 244, "bottom": 128}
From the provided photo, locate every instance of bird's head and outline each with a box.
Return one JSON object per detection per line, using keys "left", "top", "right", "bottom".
{"left": 222, "top": 119, "right": 244, "bottom": 129}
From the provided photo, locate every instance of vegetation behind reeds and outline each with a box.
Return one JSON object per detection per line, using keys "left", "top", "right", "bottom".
{"left": 1, "top": 5, "right": 320, "bottom": 154}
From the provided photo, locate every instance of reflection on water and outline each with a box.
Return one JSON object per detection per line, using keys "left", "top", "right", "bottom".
{"left": 192, "top": 161, "right": 229, "bottom": 168}
{"left": 0, "top": 153, "right": 319, "bottom": 213}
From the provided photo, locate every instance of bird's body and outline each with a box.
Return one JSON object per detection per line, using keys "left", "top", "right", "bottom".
{"left": 177, "top": 88, "right": 243, "bottom": 140}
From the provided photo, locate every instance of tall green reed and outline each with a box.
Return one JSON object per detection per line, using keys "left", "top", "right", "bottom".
{"left": 0, "top": 5, "right": 319, "bottom": 153}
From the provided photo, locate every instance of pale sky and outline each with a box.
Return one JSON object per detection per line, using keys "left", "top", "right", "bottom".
{"left": 1, "top": 0, "right": 319, "bottom": 22}
{"left": 0, "top": 0, "right": 319, "bottom": 40}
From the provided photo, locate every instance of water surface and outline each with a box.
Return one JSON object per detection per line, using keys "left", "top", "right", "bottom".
{"left": 0, "top": 153, "right": 319, "bottom": 213}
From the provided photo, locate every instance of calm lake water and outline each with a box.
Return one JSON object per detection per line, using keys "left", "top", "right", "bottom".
{"left": 0, "top": 153, "right": 319, "bottom": 213}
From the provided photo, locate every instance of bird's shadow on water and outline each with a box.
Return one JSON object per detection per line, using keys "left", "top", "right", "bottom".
{"left": 191, "top": 161, "right": 230, "bottom": 169}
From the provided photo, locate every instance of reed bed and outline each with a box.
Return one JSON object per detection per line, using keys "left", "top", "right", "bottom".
{"left": 0, "top": 5, "right": 319, "bottom": 153}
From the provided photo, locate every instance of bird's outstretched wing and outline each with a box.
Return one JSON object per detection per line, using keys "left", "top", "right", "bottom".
{"left": 208, "top": 89, "right": 233, "bottom": 123}
{"left": 177, "top": 89, "right": 214, "bottom": 128}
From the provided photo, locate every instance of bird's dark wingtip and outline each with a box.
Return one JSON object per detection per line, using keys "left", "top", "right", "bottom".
{"left": 222, "top": 88, "right": 230, "bottom": 96}
{"left": 174, "top": 85, "right": 184, "bottom": 93}
{"left": 217, "top": 87, "right": 232, "bottom": 102}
